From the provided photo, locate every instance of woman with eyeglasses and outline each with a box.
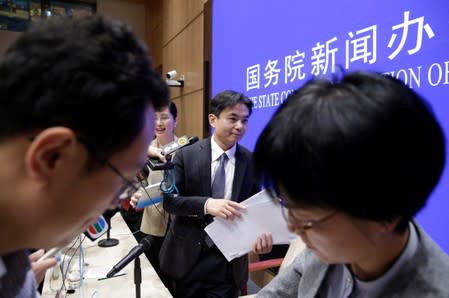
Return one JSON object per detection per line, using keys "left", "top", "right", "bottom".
{"left": 253, "top": 71, "right": 449, "bottom": 298}
{"left": 130, "top": 101, "right": 178, "bottom": 292}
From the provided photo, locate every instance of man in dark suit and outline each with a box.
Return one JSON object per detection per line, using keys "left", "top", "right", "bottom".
{"left": 160, "top": 90, "right": 272, "bottom": 297}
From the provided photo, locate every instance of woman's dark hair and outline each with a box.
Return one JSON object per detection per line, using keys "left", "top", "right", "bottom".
{"left": 254, "top": 71, "right": 445, "bottom": 232}
{"left": 157, "top": 101, "right": 178, "bottom": 120}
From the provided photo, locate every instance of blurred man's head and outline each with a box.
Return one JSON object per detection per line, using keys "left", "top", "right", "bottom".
{"left": 209, "top": 90, "right": 253, "bottom": 150}
{"left": 0, "top": 16, "right": 168, "bottom": 252}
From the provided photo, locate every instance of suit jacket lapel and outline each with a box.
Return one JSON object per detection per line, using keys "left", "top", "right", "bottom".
{"left": 232, "top": 144, "right": 248, "bottom": 201}
{"left": 199, "top": 138, "right": 212, "bottom": 197}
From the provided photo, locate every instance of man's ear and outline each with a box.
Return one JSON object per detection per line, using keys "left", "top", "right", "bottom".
{"left": 208, "top": 113, "right": 217, "bottom": 128}
{"left": 25, "top": 127, "right": 78, "bottom": 182}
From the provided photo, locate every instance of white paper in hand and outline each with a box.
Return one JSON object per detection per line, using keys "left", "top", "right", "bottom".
{"left": 204, "top": 190, "right": 296, "bottom": 261}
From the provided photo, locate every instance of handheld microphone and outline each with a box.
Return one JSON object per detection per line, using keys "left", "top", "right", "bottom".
{"left": 83, "top": 215, "right": 108, "bottom": 241}
{"left": 83, "top": 208, "right": 119, "bottom": 241}
{"left": 136, "top": 165, "right": 149, "bottom": 187}
{"left": 161, "top": 135, "right": 199, "bottom": 156}
{"left": 106, "top": 237, "right": 151, "bottom": 278}
{"left": 147, "top": 135, "right": 199, "bottom": 171}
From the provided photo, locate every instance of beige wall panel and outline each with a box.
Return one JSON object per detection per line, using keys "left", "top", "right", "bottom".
{"left": 172, "top": 90, "right": 204, "bottom": 138}
{"left": 163, "top": 14, "right": 203, "bottom": 98}
{"left": 0, "top": 30, "right": 21, "bottom": 59}
{"left": 97, "top": 0, "right": 146, "bottom": 43}
{"left": 148, "top": 0, "right": 163, "bottom": 31}
{"left": 148, "top": 24, "right": 163, "bottom": 69}
{"left": 162, "top": 0, "right": 204, "bottom": 45}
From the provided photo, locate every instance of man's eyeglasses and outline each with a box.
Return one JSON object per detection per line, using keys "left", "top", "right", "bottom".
{"left": 76, "top": 137, "right": 142, "bottom": 200}
{"left": 276, "top": 193, "right": 336, "bottom": 233}
{"left": 105, "top": 161, "right": 141, "bottom": 200}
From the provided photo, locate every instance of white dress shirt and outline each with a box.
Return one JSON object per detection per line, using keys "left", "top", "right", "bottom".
{"left": 204, "top": 136, "right": 237, "bottom": 214}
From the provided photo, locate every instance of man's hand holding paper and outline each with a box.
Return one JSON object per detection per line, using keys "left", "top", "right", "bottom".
{"left": 205, "top": 189, "right": 296, "bottom": 261}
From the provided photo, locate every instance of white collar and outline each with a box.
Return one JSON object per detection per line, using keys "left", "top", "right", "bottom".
{"left": 211, "top": 135, "right": 236, "bottom": 162}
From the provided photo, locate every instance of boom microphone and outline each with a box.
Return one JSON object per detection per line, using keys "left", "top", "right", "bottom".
{"left": 106, "top": 236, "right": 151, "bottom": 278}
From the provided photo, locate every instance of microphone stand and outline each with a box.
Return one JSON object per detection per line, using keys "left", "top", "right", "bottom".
{"left": 98, "top": 216, "right": 119, "bottom": 247}
{"left": 134, "top": 257, "right": 141, "bottom": 298}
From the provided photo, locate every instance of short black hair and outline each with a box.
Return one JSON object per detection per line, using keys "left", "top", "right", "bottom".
{"left": 254, "top": 71, "right": 445, "bottom": 232}
{"left": 156, "top": 101, "right": 177, "bottom": 120}
{"left": 0, "top": 16, "right": 168, "bottom": 164}
{"left": 210, "top": 90, "right": 253, "bottom": 117}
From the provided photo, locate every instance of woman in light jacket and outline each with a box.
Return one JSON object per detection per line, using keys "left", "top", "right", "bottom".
{"left": 131, "top": 101, "right": 178, "bottom": 291}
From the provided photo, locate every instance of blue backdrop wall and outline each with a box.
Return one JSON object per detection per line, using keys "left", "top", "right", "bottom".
{"left": 212, "top": 0, "right": 449, "bottom": 254}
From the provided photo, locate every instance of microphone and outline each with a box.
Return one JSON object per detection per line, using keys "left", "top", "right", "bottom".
{"left": 147, "top": 135, "right": 199, "bottom": 171}
{"left": 83, "top": 215, "right": 108, "bottom": 241}
{"left": 161, "top": 135, "right": 199, "bottom": 156}
{"left": 97, "top": 207, "right": 120, "bottom": 247}
{"left": 83, "top": 207, "right": 119, "bottom": 243}
{"left": 106, "top": 236, "right": 151, "bottom": 278}
{"left": 136, "top": 165, "right": 149, "bottom": 187}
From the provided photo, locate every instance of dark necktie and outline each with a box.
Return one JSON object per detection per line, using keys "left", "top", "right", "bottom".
{"left": 205, "top": 153, "right": 228, "bottom": 247}
{"left": 211, "top": 153, "right": 228, "bottom": 198}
